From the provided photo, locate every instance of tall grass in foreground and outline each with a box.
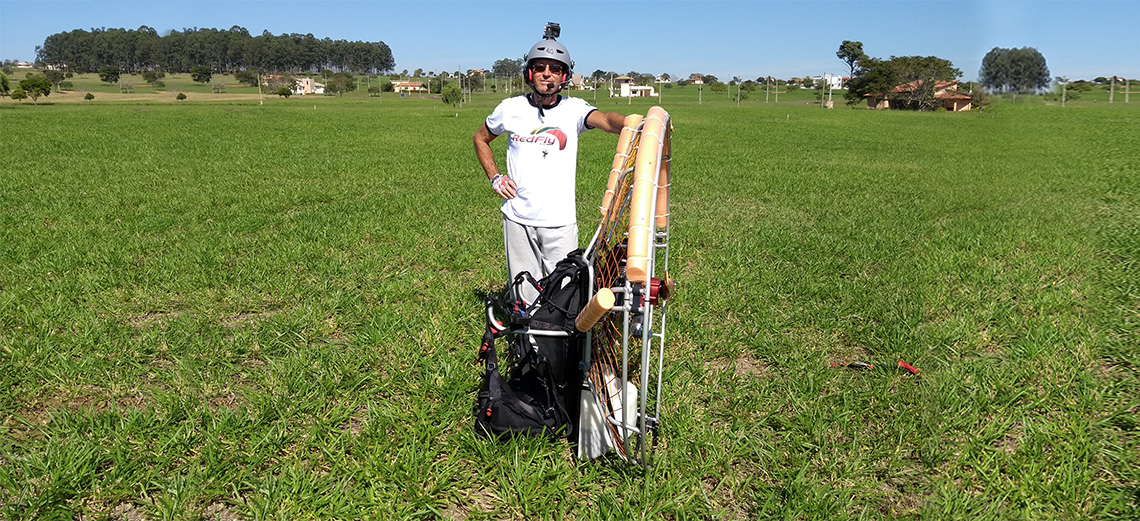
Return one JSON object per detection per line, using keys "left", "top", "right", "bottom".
{"left": 1, "top": 99, "right": 1137, "bottom": 520}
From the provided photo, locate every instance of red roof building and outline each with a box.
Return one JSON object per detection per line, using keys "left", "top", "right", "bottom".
{"left": 866, "top": 79, "right": 972, "bottom": 111}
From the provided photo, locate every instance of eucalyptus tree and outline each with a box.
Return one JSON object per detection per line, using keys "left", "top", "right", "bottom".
{"left": 979, "top": 47, "right": 1049, "bottom": 93}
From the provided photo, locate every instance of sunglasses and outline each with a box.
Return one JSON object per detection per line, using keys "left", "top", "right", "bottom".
{"left": 529, "top": 63, "right": 566, "bottom": 74}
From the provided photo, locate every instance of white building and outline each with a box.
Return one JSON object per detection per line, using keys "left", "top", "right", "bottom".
{"left": 392, "top": 81, "right": 426, "bottom": 93}
{"left": 293, "top": 77, "right": 325, "bottom": 95}
{"left": 569, "top": 73, "right": 593, "bottom": 90}
{"left": 610, "top": 76, "right": 657, "bottom": 97}
{"left": 809, "top": 74, "right": 845, "bottom": 90}
{"left": 624, "top": 85, "right": 657, "bottom": 97}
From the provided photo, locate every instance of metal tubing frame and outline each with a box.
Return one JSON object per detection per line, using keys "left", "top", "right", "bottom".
{"left": 631, "top": 109, "right": 669, "bottom": 465}
{"left": 578, "top": 109, "right": 672, "bottom": 467}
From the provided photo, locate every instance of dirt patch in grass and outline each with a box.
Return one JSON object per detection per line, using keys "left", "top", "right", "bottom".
{"left": 12, "top": 386, "right": 153, "bottom": 429}
{"left": 825, "top": 338, "right": 874, "bottom": 369}
{"left": 203, "top": 501, "right": 241, "bottom": 521}
{"left": 1096, "top": 361, "right": 1131, "bottom": 381}
{"left": 975, "top": 326, "right": 1003, "bottom": 355}
{"left": 220, "top": 310, "right": 280, "bottom": 329}
{"left": 324, "top": 315, "right": 349, "bottom": 341}
{"left": 448, "top": 486, "right": 500, "bottom": 520}
{"left": 444, "top": 502, "right": 470, "bottom": 521}
{"left": 108, "top": 502, "right": 149, "bottom": 521}
{"left": 340, "top": 406, "right": 367, "bottom": 437}
{"left": 869, "top": 461, "right": 931, "bottom": 518}
{"left": 207, "top": 393, "right": 243, "bottom": 412}
{"left": 708, "top": 353, "right": 773, "bottom": 378}
{"left": 701, "top": 474, "right": 747, "bottom": 520}
{"left": 65, "top": 388, "right": 151, "bottom": 413}
{"left": 997, "top": 421, "right": 1024, "bottom": 455}
{"left": 875, "top": 480, "right": 925, "bottom": 517}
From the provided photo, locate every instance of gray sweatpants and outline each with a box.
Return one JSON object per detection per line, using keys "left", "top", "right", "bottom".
{"left": 503, "top": 216, "right": 578, "bottom": 304}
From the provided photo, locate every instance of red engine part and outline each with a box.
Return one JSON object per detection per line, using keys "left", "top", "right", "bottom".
{"left": 648, "top": 277, "right": 675, "bottom": 306}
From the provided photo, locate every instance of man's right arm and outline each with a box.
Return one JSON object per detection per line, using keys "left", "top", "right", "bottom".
{"left": 473, "top": 124, "right": 516, "bottom": 199}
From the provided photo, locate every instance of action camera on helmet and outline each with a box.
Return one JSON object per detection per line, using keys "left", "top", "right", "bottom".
{"left": 543, "top": 22, "right": 560, "bottom": 40}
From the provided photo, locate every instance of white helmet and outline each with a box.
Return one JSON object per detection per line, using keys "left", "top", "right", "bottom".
{"left": 525, "top": 23, "right": 573, "bottom": 79}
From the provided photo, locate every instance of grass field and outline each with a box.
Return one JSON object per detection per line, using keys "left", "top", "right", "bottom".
{"left": 1, "top": 92, "right": 1137, "bottom": 520}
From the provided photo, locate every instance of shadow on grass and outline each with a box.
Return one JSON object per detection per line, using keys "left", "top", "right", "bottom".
{"left": 471, "top": 285, "right": 510, "bottom": 308}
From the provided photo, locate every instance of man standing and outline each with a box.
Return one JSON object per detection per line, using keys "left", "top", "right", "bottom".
{"left": 473, "top": 23, "right": 625, "bottom": 303}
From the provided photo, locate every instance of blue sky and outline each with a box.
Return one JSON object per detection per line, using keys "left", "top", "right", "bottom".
{"left": 1, "top": 0, "right": 1136, "bottom": 81}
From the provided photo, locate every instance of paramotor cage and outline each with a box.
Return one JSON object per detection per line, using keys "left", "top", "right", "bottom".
{"left": 577, "top": 106, "right": 674, "bottom": 467}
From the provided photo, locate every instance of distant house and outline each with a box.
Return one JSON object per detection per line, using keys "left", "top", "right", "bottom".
{"left": 262, "top": 74, "right": 323, "bottom": 95}
{"left": 569, "top": 73, "right": 591, "bottom": 90}
{"left": 611, "top": 76, "right": 657, "bottom": 98}
{"left": 626, "top": 85, "right": 657, "bottom": 97}
{"left": 393, "top": 81, "right": 426, "bottom": 93}
{"left": 866, "top": 79, "right": 972, "bottom": 111}
{"left": 294, "top": 77, "right": 325, "bottom": 95}
{"left": 808, "top": 73, "right": 845, "bottom": 90}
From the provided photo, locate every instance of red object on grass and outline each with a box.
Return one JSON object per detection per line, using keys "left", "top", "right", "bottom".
{"left": 897, "top": 361, "right": 919, "bottom": 375}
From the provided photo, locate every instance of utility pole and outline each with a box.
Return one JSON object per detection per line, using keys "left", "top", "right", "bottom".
{"left": 1128, "top": 79, "right": 1131, "bottom": 103}
{"left": 819, "top": 74, "right": 825, "bottom": 109}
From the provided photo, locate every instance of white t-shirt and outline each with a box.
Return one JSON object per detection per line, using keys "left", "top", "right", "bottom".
{"left": 485, "top": 95, "right": 597, "bottom": 227}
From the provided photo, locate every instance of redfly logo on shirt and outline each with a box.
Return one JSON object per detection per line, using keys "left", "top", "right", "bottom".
{"left": 510, "top": 127, "right": 568, "bottom": 150}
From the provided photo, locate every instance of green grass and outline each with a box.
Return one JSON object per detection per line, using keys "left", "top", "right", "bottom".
{"left": 1, "top": 96, "right": 1137, "bottom": 520}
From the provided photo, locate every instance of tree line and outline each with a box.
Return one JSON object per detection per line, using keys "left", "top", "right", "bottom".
{"left": 35, "top": 26, "right": 395, "bottom": 75}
